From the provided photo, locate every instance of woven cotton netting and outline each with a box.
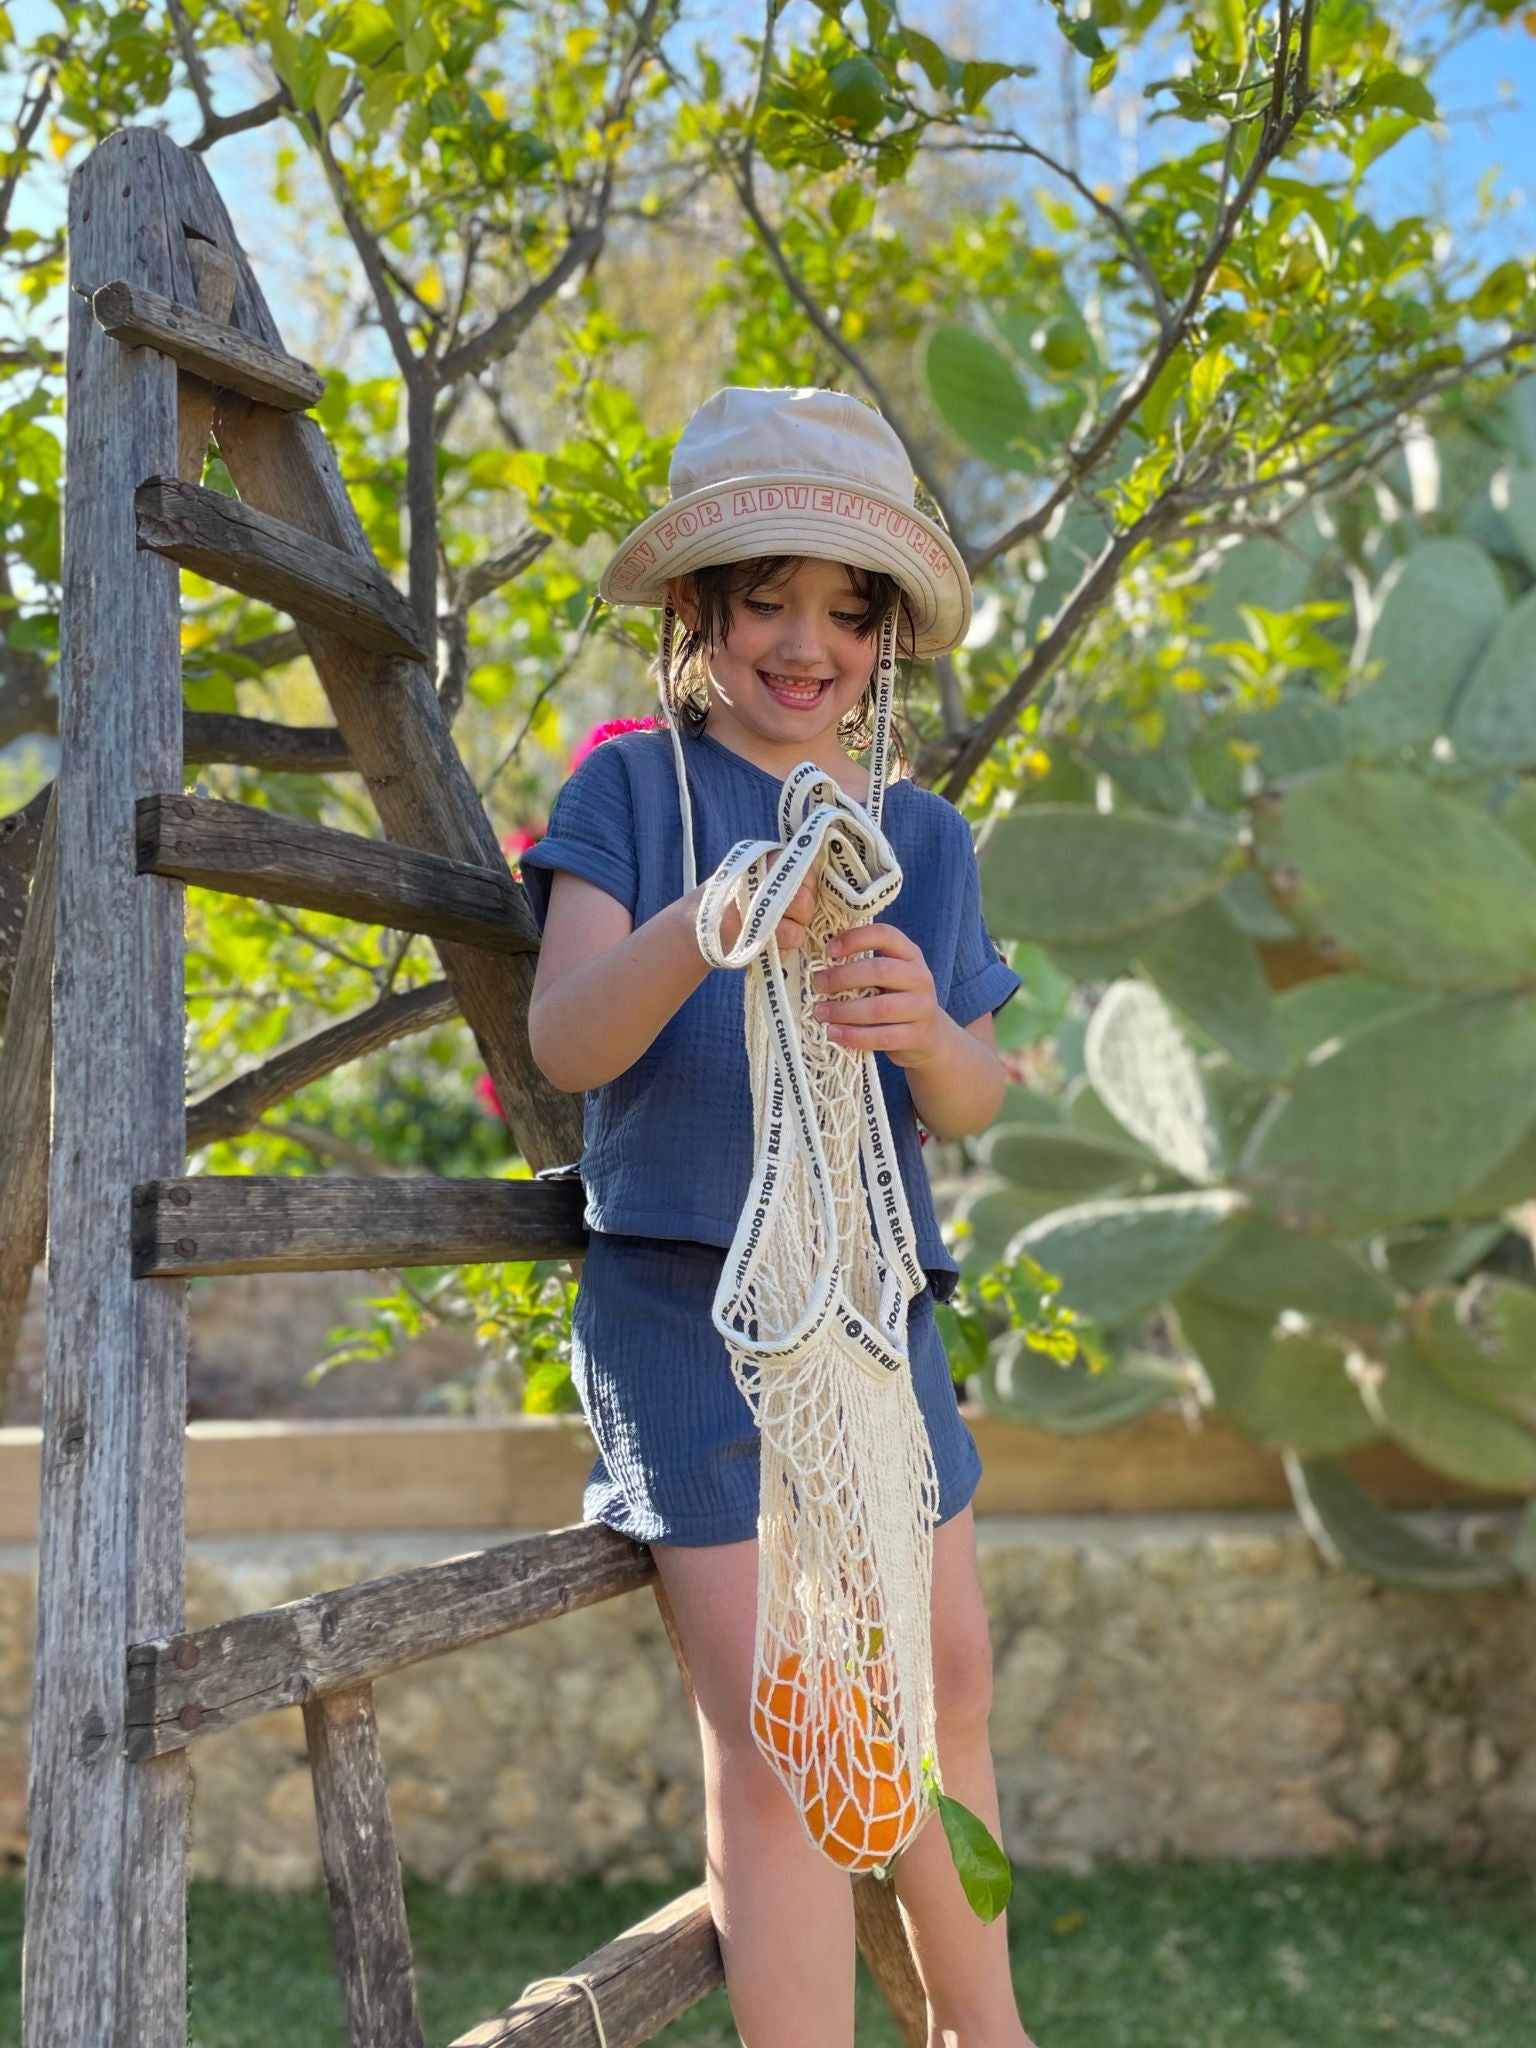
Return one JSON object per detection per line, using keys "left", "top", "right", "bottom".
{"left": 683, "top": 651, "right": 945, "bottom": 1873}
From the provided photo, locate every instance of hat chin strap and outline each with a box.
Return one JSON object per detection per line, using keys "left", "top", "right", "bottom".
{"left": 658, "top": 602, "right": 899, "bottom": 899}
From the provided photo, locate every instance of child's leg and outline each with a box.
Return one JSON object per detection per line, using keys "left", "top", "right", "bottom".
{"left": 889, "top": 1506, "right": 1039, "bottom": 2048}
{"left": 650, "top": 1533, "right": 858, "bottom": 2048}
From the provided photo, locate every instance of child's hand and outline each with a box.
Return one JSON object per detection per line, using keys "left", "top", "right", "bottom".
{"left": 809, "top": 923, "right": 949, "bottom": 1068}
{"left": 713, "top": 877, "right": 820, "bottom": 955}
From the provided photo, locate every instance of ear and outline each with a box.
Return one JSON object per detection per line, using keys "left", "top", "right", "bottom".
{"left": 665, "top": 575, "right": 701, "bottom": 634}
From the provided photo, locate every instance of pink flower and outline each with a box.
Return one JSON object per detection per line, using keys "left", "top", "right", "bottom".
{"left": 570, "top": 714, "right": 659, "bottom": 770}
{"left": 475, "top": 1071, "right": 505, "bottom": 1122}
{"left": 502, "top": 822, "right": 543, "bottom": 861}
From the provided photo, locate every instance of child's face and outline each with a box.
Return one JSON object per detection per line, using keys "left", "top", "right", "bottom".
{"left": 685, "top": 556, "right": 878, "bottom": 751}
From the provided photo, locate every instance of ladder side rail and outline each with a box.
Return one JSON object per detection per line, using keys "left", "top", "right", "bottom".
{"left": 0, "top": 788, "right": 57, "bottom": 1405}
{"left": 23, "top": 129, "right": 190, "bottom": 2048}
{"left": 304, "top": 1685, "right": 427, "bottom": 2048}
{"left": 151, "top": 133, "right": 581, "bottom": 1175}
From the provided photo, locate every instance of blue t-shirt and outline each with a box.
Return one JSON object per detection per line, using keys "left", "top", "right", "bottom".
{"left": 519, "top": 724, "right": 1021, "bottom": 1301}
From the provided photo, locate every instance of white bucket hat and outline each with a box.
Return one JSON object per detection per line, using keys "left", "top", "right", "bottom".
{"left": 598, "top": 386, "right": 971, "bottom": 657}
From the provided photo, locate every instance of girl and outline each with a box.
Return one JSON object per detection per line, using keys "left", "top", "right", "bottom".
{"left": 521, "top": 386, "right": 1036, "bottom": 2048}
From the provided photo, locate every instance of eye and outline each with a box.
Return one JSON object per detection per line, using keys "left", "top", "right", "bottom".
{"left": 831, "top": 610, "right": 864, "bottom": 626}
{"left": 743, "top": 599, "right": 782, "bottom": 615}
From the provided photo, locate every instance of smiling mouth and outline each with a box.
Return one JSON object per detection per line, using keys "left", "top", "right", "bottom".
{"left": 760, "top": 670, "right": 832, "bottom": 705}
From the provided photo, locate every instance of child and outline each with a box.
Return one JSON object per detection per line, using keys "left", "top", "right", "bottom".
{"left": 521, "top": 387, "right": 1037, "bottom": 2048}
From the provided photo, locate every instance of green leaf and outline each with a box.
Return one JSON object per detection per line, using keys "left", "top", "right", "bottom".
{"left": 981, "top": 807, "right": 1241, "bottom": 945}
{"left": 1241, "top": 991, "right": 1536, "bottom": 1234}
{"left": 933, "top": 1790, "right": 1012, "bottom": 1922}
{"left": 1219, "top": 1328, "right": 1383, "bottom": 1457}
{"left": 1449, "top": 591, "right": 1536, "bottom": 770}
{"left": 1254, "top": 766, "right": 1536, "bottom": 989}
{"left": 978, "top": 1331, "right": 1180, "bottom": 1434}
{"left": 1010, "top": 1191, "right": 1245, "bottom": 1329}
{"left": 960, "top": 60, "right": 1019, "bottom": 113}
{"left": 1342, "top": 537, "right": 1507, "bottom": 755}
{"left": 1084, "top": 980, "right": 1225, "bottom": 1182}
{"left": 1192, "top": 1216, "right": 1397, "bottom": 1326}
{"left": 1354, "top": 69, "right": 1438, "bottom": 121}
{"left": 924, "top": 326, "right": 1037, "bottom": 470}
{"left": 1135, "top": 897, "right": 1290, "bottom": 1078}
{"left": 1284, "top": 1454, "right": 1519, "bottom": 1589}
{"left": 980, "top": 1124, "right": 1155, "bottom": 1199}
{"left": 898, "top": 26, "right": 950, "bottom": 91}
{"left": 1351, "top": 1335, "right": 1536, "bottom": 1490}
{"left": 1409, "top": 1280, "right": 1536, "bottom": 1431}
{"left": 1189, "top": 346, "right": 1232, "bottom": 418}
{"left": 1274, "top": 974, "right": 1435, "bottom": 1064}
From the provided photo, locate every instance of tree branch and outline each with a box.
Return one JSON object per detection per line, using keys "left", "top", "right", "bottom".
{"left": 969, "top": 0, "right": 1320, "bottom": 576}
{"left": 186, "top": 980, "right": 460, "bottom": 1149}
{"left": 436, "top": 224, "right": 606, "bottom": 385}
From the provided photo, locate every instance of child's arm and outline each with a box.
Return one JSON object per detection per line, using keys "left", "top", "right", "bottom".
{"left": 528, "top": 869, "right": 817, "bottom": 1092}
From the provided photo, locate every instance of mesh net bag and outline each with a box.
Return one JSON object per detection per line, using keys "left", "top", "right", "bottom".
{"left": 659, "top": 610, "right": 942, "bottom": 1873}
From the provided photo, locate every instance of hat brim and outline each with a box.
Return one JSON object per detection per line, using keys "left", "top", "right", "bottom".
{"left": 597, "top": 473, "right": 971, "bottom": 658}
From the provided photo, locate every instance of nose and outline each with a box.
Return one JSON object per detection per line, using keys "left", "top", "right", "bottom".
{"left": 771, "top": 609, "right": 829, "bottom": 669}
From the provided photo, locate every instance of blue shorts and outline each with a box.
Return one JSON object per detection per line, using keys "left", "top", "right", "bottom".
{"left": 569, "top": 1229, "right": 983, "bottom": 1547}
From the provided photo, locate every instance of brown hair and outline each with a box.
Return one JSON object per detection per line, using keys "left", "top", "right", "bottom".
{"left": 660, "top": 556, "right": 917, "bottom": 768}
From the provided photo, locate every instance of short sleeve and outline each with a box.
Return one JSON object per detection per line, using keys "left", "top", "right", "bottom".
{"left": 944, "top": 821, "right": 1022, "bottom": 1027}
{"left": 518, "top": 741, "right": 639, "bottom": 931}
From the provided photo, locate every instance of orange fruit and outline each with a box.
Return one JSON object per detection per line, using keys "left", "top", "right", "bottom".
{"left": 753, "top": 1648, "right": 916, "bottom": 1870}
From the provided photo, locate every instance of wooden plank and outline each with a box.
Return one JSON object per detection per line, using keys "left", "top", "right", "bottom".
{"left": 136, "top": 793, "right": 538, "bottom": 954}
{"left": 448, "top": 1883, "right": 722, "bottom": 2047}
{"left": 174, "top": 241, "right": 238, "bottom": 482}
{"left": 150, "top": 142, "right": 582, "bottom": 1177}
{"left": 0, "top": 787, "right": 57, "bottom": 1408}
{"left": 302, "top": 1685, "right": 426, "bottom": 2048}
{"left": 92, "top": 273, "right": 325, "bottom": 413}
{"left": 130, "top": 1173, "right": 588, "bottom": 1276}
{"left": 134, "top": 476, "right": 432, "bottom": 663}
{"left": 0, "top": 1409, "right": 1518, "bottom": 1550}
{"left": 124, "top": 1521, "right": 656, "bottom": 1760}
{"left": 23, "top": 127, "right": 189, "bottom": 2048}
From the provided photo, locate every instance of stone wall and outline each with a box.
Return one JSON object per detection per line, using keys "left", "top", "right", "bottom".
{"left": 3, "top": 1510, "right": 1533, "bottom": 1889}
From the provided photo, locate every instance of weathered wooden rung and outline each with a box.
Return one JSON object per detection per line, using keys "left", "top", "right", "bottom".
{"left": 135, "top": 791, "right": 538, "bottom": 955}
{"left": 125, "top": 1521, "right": 652, "bottom": 1760}
{"left": 134, "top": 475, "right": 432, "bottom": 663}
{"left": 92, "top": 277, "right": 325, "bottom": 411}
{"left": 450, "top": 1884, "right": 722, "bottom": 2047}
{"left": 130, "top": 1171, "right": 586, "bottom": 1277}
{"left": 304, "top": 1685, "right": 426, "bottom": 2048}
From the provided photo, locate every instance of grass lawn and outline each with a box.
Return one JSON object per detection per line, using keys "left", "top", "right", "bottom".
{"left": 1, "top": 1850, "right": 1530, "bottom": 2044}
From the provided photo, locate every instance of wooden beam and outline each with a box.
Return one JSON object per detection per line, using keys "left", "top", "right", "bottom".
{"left": 125, "top": 1521, "right": 656, "bottom": 1759}
{"left": 0, "top": 1411, "right": 1516, "bottom": 1551}
{"left": 130, "top": 1173, "right": 588, "bottom": 1276}
{"left": 149, "top": 141, "right": 581, "bottom": 1176}
{"left": 92, "top": 274, "right": 325, "bottom": 412}
{"left": 135, "top": 792, "right": 538, "bottom": 954}
{"left": 134, "top": 476, "right": 432, "bottom": 664}
{"left": 303, "top": 1686, "right": 426, "bottom": 2048}
{"left": 23, "top": 127, "right": 190, "bottom": 2048}
{"left": 0, "top": 787, "right": 56, "bottom": 1408}
{"left": 448, "top": 1885, "right": 723, "bottom": 2047}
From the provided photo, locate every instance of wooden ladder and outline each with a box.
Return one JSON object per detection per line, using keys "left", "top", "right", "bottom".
{"left": 6, "top": 127, "right": 929, "bottom": 2046}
